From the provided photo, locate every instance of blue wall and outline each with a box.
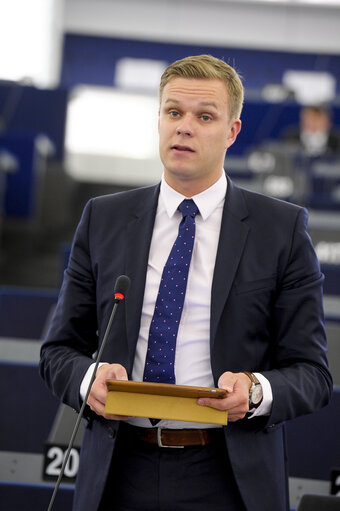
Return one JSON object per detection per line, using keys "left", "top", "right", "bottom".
{"left": 1, "top": 34, "right": 340, "bottom": 163}
{"left": 0, "top": 84, "right": 68, "bottom": 161}
{"left": 61, "top": 34, "right": 340, "bottom": 94}
{"left": 1, "top": 34, "right": 340, "bottom": 217}
{"left": 60, "top": 34, "right": 340, "bottom": 156}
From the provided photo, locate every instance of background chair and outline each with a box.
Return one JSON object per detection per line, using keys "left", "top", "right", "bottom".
{"left": 297, "top": 494, "right": 340, "bottom": 511}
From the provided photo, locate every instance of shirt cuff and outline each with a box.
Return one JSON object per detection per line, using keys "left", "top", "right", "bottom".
{"left": 247, "top": 372, "right": 273, "bottom": 418}
{"left": 80, "top": 362, "right": 107, "bottom": 403}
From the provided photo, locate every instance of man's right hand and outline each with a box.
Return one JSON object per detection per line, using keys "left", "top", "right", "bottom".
{"left": 87, "top": 363, "right": 132, "bottom": 420}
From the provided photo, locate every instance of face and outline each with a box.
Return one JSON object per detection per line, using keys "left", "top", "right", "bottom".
{"left": 158, "top": 77, "right": 241, "bottom": 196}
{"left": 301, "top": 109, "right": 330, "bottom": 134}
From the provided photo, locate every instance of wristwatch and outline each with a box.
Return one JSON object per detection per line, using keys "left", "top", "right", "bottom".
{"left": 243, "top": 371, "right": 263, "bottom": 409}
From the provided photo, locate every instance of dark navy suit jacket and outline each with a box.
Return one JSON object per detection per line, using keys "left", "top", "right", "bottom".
{"left": 40, "top": 176, "right": 332, "bottom": 511}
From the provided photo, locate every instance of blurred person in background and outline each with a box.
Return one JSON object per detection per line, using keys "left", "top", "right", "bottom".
{"left": 282, "top": 104, "right": 340, "bottom": 156}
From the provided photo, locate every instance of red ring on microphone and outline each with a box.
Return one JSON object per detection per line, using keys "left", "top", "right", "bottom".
{"left": 114, "top": 292, "right": 125, "bottom": 301}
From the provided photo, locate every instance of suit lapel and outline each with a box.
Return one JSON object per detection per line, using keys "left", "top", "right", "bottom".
{"left": 124, "top": 185, "right": 160, "bottom": 354}
{"left": 210, "top": 178, "right": 249, "bottom": 346}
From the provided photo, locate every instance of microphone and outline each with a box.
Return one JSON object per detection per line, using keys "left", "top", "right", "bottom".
{"left": 113, "top": 274, "right": 130, "bottom": 302}
{"left": 47, "top": 274, "right": 131, "bottom": 511}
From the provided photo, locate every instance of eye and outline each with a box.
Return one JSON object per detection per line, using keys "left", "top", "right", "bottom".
{"left": 200, "top": 114, "right": 212, "bottom": 122}
{"left": 169, "top": 110, "right": 180, "bottom": 118}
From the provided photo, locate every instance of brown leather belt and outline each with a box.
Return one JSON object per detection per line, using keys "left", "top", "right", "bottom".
{"left": 122, "top": 423, "right": 223, "bottom": 448}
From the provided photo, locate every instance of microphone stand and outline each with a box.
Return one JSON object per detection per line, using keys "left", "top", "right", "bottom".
{"left": 46, "top": 276, "right": 130, "bottom": 511}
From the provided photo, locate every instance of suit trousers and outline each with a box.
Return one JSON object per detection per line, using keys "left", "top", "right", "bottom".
{"left": 99, "top": 423, "right": 247, "bottom": 511}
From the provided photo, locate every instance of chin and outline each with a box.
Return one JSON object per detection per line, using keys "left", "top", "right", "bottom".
{"left": 167, "top": 168, "right": 196, "bottom": 180}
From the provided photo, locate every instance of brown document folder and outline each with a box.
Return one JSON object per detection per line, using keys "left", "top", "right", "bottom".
{"left": 105, "top": 380, "right": 228, "bottom": 425}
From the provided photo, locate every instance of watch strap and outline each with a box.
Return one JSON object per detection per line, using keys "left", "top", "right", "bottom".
{"left": 243, "top": 371, "right": 263, "bottom": 409}
{"left": 243, "top": 371, "right": 260, "bottom": 385}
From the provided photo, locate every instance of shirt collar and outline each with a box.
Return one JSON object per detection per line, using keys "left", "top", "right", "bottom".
{"left": 160, "top": 171, "right": 227, "bottom": 221}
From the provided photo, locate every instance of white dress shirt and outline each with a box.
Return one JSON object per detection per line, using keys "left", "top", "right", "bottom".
{"left": 81, "top": 171, "right": 272, "bottom": 428}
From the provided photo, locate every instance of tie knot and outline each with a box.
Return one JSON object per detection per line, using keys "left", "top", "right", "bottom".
{"left": 178, "top": 199, "right": 199, "bottom": 218}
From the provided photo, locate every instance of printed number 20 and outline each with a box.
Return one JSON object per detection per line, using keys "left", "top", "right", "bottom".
{"left": 45, "top": 446, "right": 79, "bottom": 478}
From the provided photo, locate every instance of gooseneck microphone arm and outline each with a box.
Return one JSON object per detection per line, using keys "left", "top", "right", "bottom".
{"left": 47, "top": 275, "right": 131, "bottom": 511}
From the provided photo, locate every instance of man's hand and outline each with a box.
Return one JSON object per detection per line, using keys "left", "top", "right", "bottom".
{"left": 87, "top": 363, "right": 132, "bottom": 420}
{"left": 197, "top": 371, "right": 251, "bottom": 422}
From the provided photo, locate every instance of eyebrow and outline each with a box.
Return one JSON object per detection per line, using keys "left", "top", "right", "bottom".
{"left": 164, "top": 98, "right": 218, "bottom": 110}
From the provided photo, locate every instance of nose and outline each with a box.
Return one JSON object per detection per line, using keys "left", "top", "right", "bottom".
{"left": 176, "top": 114, "right": 193, "bottom": 136}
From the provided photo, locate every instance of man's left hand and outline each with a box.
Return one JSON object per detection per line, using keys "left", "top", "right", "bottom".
{"left": 197, "top": 371, "right": 251, "bottom": 422}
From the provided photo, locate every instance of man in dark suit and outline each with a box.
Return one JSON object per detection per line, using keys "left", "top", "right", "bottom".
{"left": 282, "top": 104, "right": 340, "bottom": 156}
{"left": 40, "top": 55, "right": 332, "bottom": 511}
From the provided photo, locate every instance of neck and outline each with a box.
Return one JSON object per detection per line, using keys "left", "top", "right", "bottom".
{"left": 164, "top": 172, "right": 223, "bottom": 197}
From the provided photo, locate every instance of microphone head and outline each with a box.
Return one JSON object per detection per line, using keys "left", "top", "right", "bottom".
{"left": 114, "top": 275, "right": 131, "bottom": 301}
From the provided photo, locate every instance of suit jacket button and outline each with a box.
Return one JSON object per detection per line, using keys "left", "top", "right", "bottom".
{"left": 107, "top": 427, "right": 116, "bottom": 439}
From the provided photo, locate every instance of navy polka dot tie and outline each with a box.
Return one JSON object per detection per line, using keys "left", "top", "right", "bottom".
{"left": 143, "top": 199, "right": 199, "bottom": 407}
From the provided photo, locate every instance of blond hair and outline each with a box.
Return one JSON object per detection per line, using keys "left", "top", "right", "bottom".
{"left": 159, "top": 54, "right": 244, "bottom": 119}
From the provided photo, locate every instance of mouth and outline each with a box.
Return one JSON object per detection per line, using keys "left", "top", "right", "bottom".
{"left": 171, "top": 145, "right": 195, "bottom": 153}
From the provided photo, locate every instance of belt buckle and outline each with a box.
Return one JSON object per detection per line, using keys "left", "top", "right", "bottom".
{"left": 157, "top": 428, "right": 184, "bottom": 449}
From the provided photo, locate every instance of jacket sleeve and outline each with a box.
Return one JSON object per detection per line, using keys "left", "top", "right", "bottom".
{"left": 262, "top": 208, "right": 332, "bottom": 426}
{"left": 39, "top": 199, "right": 99, "bottom": 412}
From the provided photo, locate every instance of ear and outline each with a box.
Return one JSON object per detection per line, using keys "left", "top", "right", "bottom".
{"left": 225, "top": 119, "right": 242, "bottom": 150}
